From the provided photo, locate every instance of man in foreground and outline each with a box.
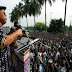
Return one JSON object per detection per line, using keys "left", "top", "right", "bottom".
{"left": 0, "top": 6, "right": 22, "bottom": 72}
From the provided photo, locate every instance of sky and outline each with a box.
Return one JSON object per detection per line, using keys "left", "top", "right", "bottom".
{"left": 0, "top": 0, "right": 72, "bottom": 27}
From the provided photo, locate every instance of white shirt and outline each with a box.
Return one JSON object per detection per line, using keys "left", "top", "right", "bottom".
{"left": 39, "top": 64, "right": 43, "bottom": 72}
{"left": 30, "top": 52, "right": 33, "bottom": 59}
{"left": 56, "top": 51, "right": 60, "bottom": 57}
{"left": 71, "top": 49, "right": 72, "bottom": 54}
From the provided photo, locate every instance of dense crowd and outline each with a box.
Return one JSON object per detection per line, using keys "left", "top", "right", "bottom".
{"left": 30, "top": 32, "right": 72, "bottom": 40}
{"left": 29, "top": 32, "right": 72, "bottom": 72}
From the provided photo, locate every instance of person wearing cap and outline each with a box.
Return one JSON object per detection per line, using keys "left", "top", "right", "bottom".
{"left": 0, "top": 6, "right": 22, "bottom": 72}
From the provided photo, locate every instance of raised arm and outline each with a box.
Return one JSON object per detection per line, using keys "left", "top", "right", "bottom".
{"left": 4, "top": 29, "right": 22, "bottom": 47}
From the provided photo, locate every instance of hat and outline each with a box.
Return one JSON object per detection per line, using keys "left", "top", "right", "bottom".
{"left": 0, "top": 6, "right": 6, "bottom": 10}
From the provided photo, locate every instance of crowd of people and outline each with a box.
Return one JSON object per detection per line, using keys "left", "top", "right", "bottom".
{"left": 29, "top": 32, "right": 72, "bottom": 72}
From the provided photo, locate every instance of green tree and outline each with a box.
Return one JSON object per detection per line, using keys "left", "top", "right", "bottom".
{"left": 10, "top": 2, "right": 23, "bottom": 22}
{"left": 22, "top": 0, "right": 30, "bottom": 27}
{"left": 10, "top": 6, "right": 19, "bottom": 22}
{"left": 35, "top": 22, "right": 47, "bottom": 31}
{"left": 69, "top": 24, "right": 72, "bottom": 32}
{"left": 22, "top": 0, "right": 41, "bottom": 28}
{"left": 23, "top": 4, "right": 29, "bottom": 27}
{"left": 29, "top": 0, "right": 41, "bottom": 26}
{"left": 25, "top": 26, "right": 34, "bottom": 31}
{"left": 37, "top": 0, "right": 55, "bottom": 26}
{"left": 65, "top": 25, "right": 69, "bottom": 32}
{"left": 48, "top": 18, "right": 64, "bottom": 33}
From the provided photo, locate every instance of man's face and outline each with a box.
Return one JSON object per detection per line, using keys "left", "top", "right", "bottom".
{"left": 16, "top": 24, "right": 19, "bottom": 27}
{"left": 0, "top": 9, "right": 7, "bottom": 25}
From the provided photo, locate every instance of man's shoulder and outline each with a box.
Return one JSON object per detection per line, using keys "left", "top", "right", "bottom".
{"left": 0, "top": 26, "right": 2, "bottom": 29}
{"left": 0, "top": 26, "right": 4, "bottom": 34}
{"left": 0, "top": 26, "right": 3, "bottom": 31}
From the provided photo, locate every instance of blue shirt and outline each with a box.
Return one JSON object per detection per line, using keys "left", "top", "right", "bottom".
{"left": 0, "top": 26, "right": 12, "bottom": 72}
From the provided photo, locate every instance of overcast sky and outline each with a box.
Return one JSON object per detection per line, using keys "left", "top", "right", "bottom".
{"left": 0, "top": 0, "right": 72, "bottom": 27}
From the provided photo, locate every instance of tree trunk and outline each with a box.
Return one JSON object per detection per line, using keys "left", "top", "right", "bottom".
{"left": 34, "top": 15, "right": 35, "bottom": 32}
{"left": 26, "top": 17, "right": 28, "bottom": 27}
{"left": 19, "top": 17, "right": 21, "bottom": 25}
{"left": 34, "top": 15, "right": 35, "bottom": 26}
{"left": 45, "top": 0, "right": 46, "bottom": 26}
{"left": 64, "top": 0, "right": 67, "bottom": 33}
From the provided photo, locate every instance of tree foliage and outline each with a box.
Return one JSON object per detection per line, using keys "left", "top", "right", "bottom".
{"left": 37, "top": 0, "right": 56, "bottom": 26}
{"left": 48, "top": 18, "right": 64, "bottom": 33}
{"left": 65, "top": 25, "right": 69, "bottom": 32}
{"left": 69, "top": 24, "right": 72, "bottom": 32}
{"left": 25, "top": 26, "right": 34, "bottom": 30}
{"left": 10, "top": 0, "right": 42, "bottom": 28}
{"left": 35, "top": 22, "right": 47, "bottom": 31}
{"left": 10, "top": 2, "right": 23, "bottom": 22}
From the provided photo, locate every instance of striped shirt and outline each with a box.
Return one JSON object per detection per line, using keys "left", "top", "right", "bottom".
{"left": 0, "top": 26, "right": 12, "bottom": 72}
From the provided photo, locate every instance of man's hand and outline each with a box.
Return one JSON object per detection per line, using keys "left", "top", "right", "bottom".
{"left": 13, "top": 40, "right": 17, "bottom": 48}
{"left": 17, "top": 29, "right": 22, "bottom": 37}
{"left": 4, "top": 29, "right": 23, "bottom": 47}
{"left": 25, "top": 31, "right": 29, "bottom": 37}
